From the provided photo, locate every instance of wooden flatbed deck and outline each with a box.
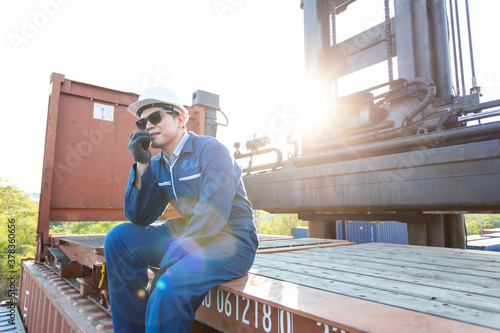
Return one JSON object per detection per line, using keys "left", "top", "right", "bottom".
{"left": 24, "top": 235, "right": 500, "bottom": 332}
{"left": 196, "top": 243, "right": 500, "bottom": 332}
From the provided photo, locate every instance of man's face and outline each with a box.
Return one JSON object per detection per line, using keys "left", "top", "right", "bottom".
{"left": 139, "top": 107, "right": 185, "bottom": 149}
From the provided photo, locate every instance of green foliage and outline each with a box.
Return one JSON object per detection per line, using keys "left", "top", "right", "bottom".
{"left": 254, "top": 210, "right": 307, "bottom": 236}
{"left": 0, "top": 178, "right": 124, "bottom": 302}
{"left": 0, "top": 178, "right": 38, "bottom": 301}
{"left": 464, "top": 214, "right": 500, "bottom": 235}
{"left": 50, "top": 221, "right": 123, "bottom": 235}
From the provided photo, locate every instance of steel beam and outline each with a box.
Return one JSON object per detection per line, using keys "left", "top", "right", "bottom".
{"left": 330, "top": 18, "right": 396, "bottom": 79}
{"left": 430, "top": 0, "right": 453, "bottom": 98}
{"left": 243, "top": 139, "right": 500, "bottom": 213}
{"left": 302, "top": 0, "right": 330, "bottom": 82}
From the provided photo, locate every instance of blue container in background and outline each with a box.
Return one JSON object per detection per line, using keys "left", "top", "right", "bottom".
{"left": 343, "top": 221, "right": 374, "bottom": 244}
{"left": 291, "top": 227, "right": 309, "bottom": 239}
{"left": 337, "top": 221, "right": 408, "bottom": 245}
{"left": 291, "top": 221, "right": 409, "bottom": 244}
{"left": 376, "top": 221, "right": 409, "bottom": 244}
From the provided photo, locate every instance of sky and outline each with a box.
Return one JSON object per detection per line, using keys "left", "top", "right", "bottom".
{"left": 1, "top": 0, "right": 499, "bottom": 194}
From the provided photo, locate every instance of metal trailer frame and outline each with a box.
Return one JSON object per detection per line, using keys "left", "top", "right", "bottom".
{"left": 17, "top": 238, "right": 500, "bottom": 333}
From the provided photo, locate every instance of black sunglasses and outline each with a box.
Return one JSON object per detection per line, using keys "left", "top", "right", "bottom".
{"left": 135, "top": 109, "right": 179, "bottom": 130}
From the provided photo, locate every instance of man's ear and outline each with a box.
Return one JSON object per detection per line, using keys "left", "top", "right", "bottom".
{"left": 178, "top": 114, "right": 187, "bottom": 127}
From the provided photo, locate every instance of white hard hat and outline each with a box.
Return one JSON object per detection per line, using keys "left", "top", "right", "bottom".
{"left": 128, "top": 86, "right": 189, "bottom": 118}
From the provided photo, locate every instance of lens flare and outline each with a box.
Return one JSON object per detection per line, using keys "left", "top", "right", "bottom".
{"left": 156, "top": 280, "right": 167, "bottom": 291}
{"left": 137, "top": 288, "right": 148, "bottom": 299}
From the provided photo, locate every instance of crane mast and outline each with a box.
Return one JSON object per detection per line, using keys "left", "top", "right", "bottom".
{"left": 239, "top": 0, "right": 500, "bottom": 248}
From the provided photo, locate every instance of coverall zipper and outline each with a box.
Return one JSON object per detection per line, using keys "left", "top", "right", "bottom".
{"left": 169, "top": 161, "right": 179, "bottom": 201}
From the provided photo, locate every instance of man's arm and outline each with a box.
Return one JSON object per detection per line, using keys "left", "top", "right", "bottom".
{"left": 159, "top": 139, "right": 238, "bottom": 268}
{"left": 128, "top": 130, "right": 152, "bottom": 191}
{"left": 125, "top": 130, "right": 166, "bottom": 225}
{"left": 133, "top": 162, "right": 150, "bottom": 190}
{"left": 124, "top": 162, "right": 168, "bottom": 225}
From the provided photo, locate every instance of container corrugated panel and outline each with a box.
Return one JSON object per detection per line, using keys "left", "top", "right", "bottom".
{"left": 375, "top": 222, "right": 409, "bottom": 244}
{"left": 291, "top": 227, "right": 309, "bottom": 239}
{"left": 467, "top": 238, "right": 500, "bottom": 251}
{"left": 346, "top": 221, "right": 374, "bottom": 244}
{"left": 337, "top": 221, "right": 408, "bottom": 245}
{"left": 18, "top": 259, "right": 113, "bottom": 333}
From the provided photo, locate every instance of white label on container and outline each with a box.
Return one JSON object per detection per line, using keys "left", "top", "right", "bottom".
{"left": 93, "top": 103, "right": 114, "bottom": 121}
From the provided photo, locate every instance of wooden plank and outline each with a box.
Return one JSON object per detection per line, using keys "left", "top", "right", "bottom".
{"left": 264, "top": 249, "right": 500, "bottom": 297}
{"left": 56, "top": 234, "right": 310, "bottom": 249}
{"left": 58, "top": 235, "right": 106, "bottom": 249}
{"left": 304, "top": 246, "right": 500, "bottom": 273}
{"left": 353, "top": 243, "right": 500, "bottom": 264}
{"left": 369, "top": 242, "right": 500, "bottom": 257}
{"left": 303, "top": 246, "right": 500, "bottom": 279}
{"left": 326, "top": 246, "right": 500, "bottom": 275}
{"left": 53, "top": 236, "right": 105, "bottom": 269}
{"left": 257, "top": 234, "right": 294, "bottom": 241}
{"left": 251, "top": 253, "right": 500, "bottom": 330}
{"left": 248, "top": 264, "right": 500, "bottom": 330}
{"left": 295, "top": 248, "right": 500, "bottom": 289}
{"left": 258, "top": 238, "right": 344, "bottom": 249}
{"left": 254, "top": 255, "right": 500, "bottom": 312}
{"left": 257, "top": 241, "right": 354, "bottom": 254}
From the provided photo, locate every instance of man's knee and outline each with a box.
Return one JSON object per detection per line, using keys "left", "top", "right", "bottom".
{"left": 104, "top": 222, "right": 134, "bottom": 253}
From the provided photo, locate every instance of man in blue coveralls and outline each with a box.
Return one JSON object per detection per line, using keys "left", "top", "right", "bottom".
{"left": 104, "top": 86, "right": 259, "bottom": 332}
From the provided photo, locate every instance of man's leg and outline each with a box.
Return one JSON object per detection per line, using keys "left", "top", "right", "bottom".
{"left": 145, "top": 229, "right": 258, "bottom": 333}
{"left": 104, "top": 222, "right": 173, "bottom": 333}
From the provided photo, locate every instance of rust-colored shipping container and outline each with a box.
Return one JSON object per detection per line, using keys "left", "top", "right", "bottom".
{"left": 18, "top": 259, "right": 113, "bottom": 333}
{"left": 36, "top": 73, "right": 208, "bottom": 262}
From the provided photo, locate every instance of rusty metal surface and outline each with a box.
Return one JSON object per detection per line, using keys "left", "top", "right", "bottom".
{"left": 18, "top": 259, "right": 113, "bottom": 333}
{"left": 36, "top": 73, "right": 209, "bottom": 260}
{"left": 196, "top": 243, "right": 500, "bottom": 332}
{"left": 244, "top": 139, "right": 500, "bottom": 215}
{"left": 39, "top": 73, "right": 189, "bottom": 223}
{"left": 50, "top": 235, "right": 106, "bottom": 270}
